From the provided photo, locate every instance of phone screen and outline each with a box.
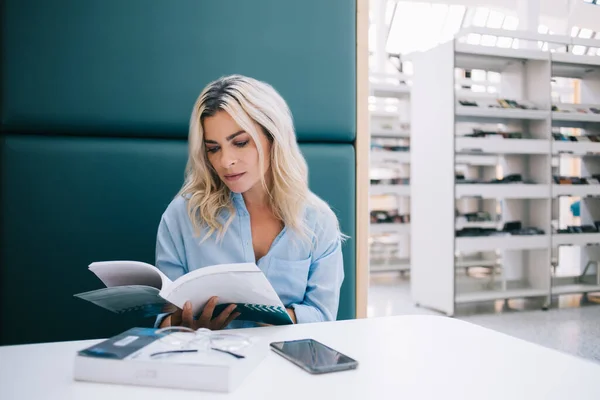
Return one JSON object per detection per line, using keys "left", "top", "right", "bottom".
{"left": 270, "top": 339, "right": 357, "bottom": 373}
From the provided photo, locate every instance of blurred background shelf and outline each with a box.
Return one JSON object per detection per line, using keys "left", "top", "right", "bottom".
{"left": 456, "top": 184, "right": 550, "bottom": 199}
{"left": 370, "top": 184, "right": 410, "bottom": 196}
{"left": 456, "top": 235, "right": 550, "bottom": 252}
{"left": 552, "top": 233, "right": 600, "bottom": 246}
{"left": 456, "top": 288, "right": 548, "bottom": 303}
{"left": 371, "top": 151, "right": 410, "bottom": 164}
{"left": 370, "top": 223, "right": 410, "bottom": 235}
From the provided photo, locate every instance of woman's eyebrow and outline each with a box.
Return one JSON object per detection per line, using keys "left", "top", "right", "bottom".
{"left": 204, "top": 130, "right": 245, "bottom": 144}
{"left": 226, "top": 130, "right": 245, "bottom": 141}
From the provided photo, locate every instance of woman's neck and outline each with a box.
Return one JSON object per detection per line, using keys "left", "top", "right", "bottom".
{"left": 242, "top": 184, "right": 270, "bottom": 210}
{"left": 243, "top": 172, "right": 273, "bottom": 210}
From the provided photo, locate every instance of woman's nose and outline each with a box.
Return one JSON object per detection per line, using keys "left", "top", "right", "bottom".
{"left": 220, "top": 148, "right": 237, "bottom": 169}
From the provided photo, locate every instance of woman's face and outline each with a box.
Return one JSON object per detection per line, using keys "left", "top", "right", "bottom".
{"left": 203, "top": 110, "right": 272, "bottom": 194}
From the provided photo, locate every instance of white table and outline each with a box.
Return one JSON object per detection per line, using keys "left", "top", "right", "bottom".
{"left": 2, "top": 315, "right": 600, "bottom": 399}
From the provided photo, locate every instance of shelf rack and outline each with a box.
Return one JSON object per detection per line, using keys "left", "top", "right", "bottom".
{"left": 369, "top": 73, "right": 412, "bottom": 273}
{"left": 410, "top": 34, "right": 600, "bottom": 315}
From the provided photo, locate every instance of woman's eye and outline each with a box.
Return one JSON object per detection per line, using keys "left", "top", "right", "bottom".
{"left": 234, "top": 140, "right": 249, "bottom": 148}
{"left": 206, "top": 146, "right": 219, "bottom": 153}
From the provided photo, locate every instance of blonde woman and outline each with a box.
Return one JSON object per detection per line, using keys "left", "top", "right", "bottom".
{"left": 156, "top": 75, "right": 345, "bottom": 330}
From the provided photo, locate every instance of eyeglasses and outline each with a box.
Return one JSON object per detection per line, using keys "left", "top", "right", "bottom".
{"left": 150, "top": 326, "right": 252, "bottom": 359}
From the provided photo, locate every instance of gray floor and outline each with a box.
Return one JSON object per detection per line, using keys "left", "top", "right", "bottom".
{"left": 368, "top": 273, "right": 600, "bottom": 364}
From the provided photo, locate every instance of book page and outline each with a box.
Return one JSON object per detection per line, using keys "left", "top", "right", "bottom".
{"left": 160, "top": 263, "right": 286, "bottom": 317}
{"left": 74, "top": 286, "right": 167, "bottom": 316}
{"left": 89, "top": 261, "right": 171, "bottom": 289}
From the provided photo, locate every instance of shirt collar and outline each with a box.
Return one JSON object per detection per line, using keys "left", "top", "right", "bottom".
{"left": 230, "top": 191, "right": 249, "bottom": 215}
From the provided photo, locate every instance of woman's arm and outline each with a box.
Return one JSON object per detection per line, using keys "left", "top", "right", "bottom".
{"left": 289, "top": 210, "right": 345, "bottom": 324}
{"left": 154, "top": 214, "right": 188, "bottom": 328}
{"left": 156, "top": 214, "right": 189, "bottom": 280}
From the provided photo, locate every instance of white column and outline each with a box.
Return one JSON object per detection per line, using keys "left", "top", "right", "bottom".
{"left": 373, "top": 0, "right": 388, "bottom": 74}
{"left": 517, "top": 0, "right": 540, "bottom": 49}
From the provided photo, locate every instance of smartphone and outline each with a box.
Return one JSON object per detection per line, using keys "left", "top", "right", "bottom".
{"left": 269, "top": 339, "right": 358, "bottom": 374}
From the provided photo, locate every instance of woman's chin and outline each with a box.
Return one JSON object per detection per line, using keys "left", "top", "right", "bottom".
{"left": 224, "top": 181, "right": 249, "bottom": 194}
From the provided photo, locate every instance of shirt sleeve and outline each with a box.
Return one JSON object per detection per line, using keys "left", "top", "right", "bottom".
{"left": 291, "top": 210, "right": 345, "bottom": 324}
{"left": 154, "top": 213, "right": 188, "bottom": 328}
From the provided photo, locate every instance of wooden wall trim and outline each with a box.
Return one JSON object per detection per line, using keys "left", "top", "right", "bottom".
{"left": 355, "top": 0, "right": 369, "bottom": 319}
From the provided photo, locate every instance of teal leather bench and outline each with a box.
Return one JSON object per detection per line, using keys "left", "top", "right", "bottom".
{"left": 0, "top": 136, "right": 355, "bottom": 344}
{"left": 0, "top": 0, "right": 356, "bottom": 345}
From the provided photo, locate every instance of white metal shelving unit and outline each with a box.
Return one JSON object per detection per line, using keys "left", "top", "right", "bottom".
{"left": 550, "top": 52, "right": 600, "bottom": 298}
{"left": 411, "top": 35, "right": 567, "bottom": 316}
{"left": 409, "top": 30, "right": 600, "bottom": 315}
{"left": 368, "top": 72, "right": 412, "bottom": 273}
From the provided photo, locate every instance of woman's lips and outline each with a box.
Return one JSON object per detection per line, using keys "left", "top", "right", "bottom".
{"left": 223, "top": 172, "right": 246, "bottom": 182}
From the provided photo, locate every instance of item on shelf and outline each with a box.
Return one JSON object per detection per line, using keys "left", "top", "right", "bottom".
{"left": 456, "top": 221, "right": 544, "bottom": 237}
{"left": 553, "top": 175, "right": 600, "bottom": 185}
{"left": 456, "top": 211, "right": 494, "bottom": 222}
{"left": 503, "top": 221, "right": 545, "bottom": 235}
{"left": 553, "top": 133, "right": 600, "bottom": 142}
{"left": 370, "top": 210, "right": 410, "bottom": 224}
{"left": 492, "top": 99, "right": 537, "bottom": 110}
{"left": 458, "top": 98, "right": 538, "bottom": 110}
{"left": 456, "top": 227, "right": 500, "bottom": 237}
{"left": 371, "top": 145, "right": 410, "bottom": 152}
{"left": 393, "top": 177, "right": 410, "bottom": 185}
{"left": 371, "top": 178, "right": 392, "bottom": 185}
{"left": 370, "top": 177, "right": 410, "bottom": 185}
{"left": 464, "top": 129, "right": 525, "bottom": 139}
{"left": 556, "top": 225, "right": 598, "bottom": 234}
{"left": 489, "top": 174, "right": 529, "bottom": 184}
{"left": 456, "top": 174, "right": 536, "bottom": 185}
{"left": 511, "top": 227, "right": 545, "bottom": 235}
{"left": 371, "top": 137, "right": 410, "bottom": 152}
{"left": 584, "top": 224, "right": 599, "bottom": 233}
{"left": 552, "top": 104, "right": 600, "bottom": 114}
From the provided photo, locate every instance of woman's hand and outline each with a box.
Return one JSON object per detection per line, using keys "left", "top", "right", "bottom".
{"left": 286, "top": 308, "right": 297, "bottom": 324}
{"left": 160, "top": 296, "right": 241, "bottom": 330}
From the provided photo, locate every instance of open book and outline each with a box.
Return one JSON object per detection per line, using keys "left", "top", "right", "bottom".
{"left": 74, "top": 261, "right": 293, "bottom": 326}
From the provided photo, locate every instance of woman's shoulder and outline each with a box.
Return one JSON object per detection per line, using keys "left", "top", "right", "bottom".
{"left": 163, "top": 194, "right": 188, "bottom": 215}
{"left": 304, "top": 192, "right": 341, "bottom": 236}
{"left": 160, "top": 194, "right": 192, "bottom": 227}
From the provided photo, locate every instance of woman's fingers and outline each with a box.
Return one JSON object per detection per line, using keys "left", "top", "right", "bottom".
{"left": 161, "top": 304, "right": 178, "bottom": 314}
{"left": 220, "top": 311, "right": 242, "bottom": 330}
{"left": 211, "top": 304, "right": 238, "bottom": 329}
{"left": 168, "top": 298, "right": 238, "bottom": 330}
{"left": 181, "top": 301, "right": 194, "bottom": 328}
{"left": 169, "top": 307, "right": 183, "bottom": 326}
{"left": 197, "top": 296, "right": 218, "bottom": 328}
{"left": 159, "top": 314, "right": 172, "bottom": 328}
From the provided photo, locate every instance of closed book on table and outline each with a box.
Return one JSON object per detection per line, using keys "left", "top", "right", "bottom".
{"left": 73, "top": 327, "right": 267, "bottom": 393}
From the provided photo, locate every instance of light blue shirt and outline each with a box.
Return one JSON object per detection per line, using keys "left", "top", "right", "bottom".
{"left": 155, "top": 192, "right": 344, "bottom": 328}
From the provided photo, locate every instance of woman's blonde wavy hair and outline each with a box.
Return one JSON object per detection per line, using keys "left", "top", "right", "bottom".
{"left": 179, "top": 74, "right": 343, "bottom": 246}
